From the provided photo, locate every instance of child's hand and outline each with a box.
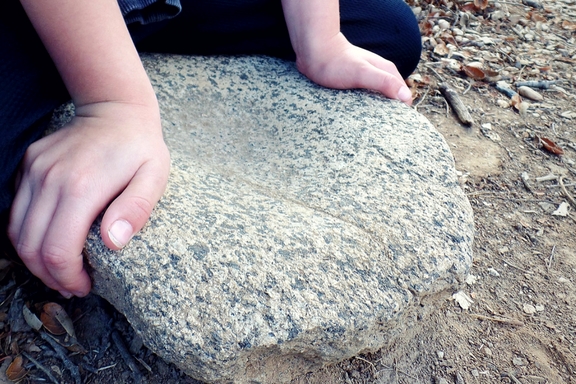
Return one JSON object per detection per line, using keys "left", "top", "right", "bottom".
{"left": 8, "top": 102, "right": 170, "bottom": 297}
{"left": 295, "top": 33, "right": 413, "bottom": 105}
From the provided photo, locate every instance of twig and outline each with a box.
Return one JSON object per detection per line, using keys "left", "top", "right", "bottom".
{"left": 439, "top": 84, "right": 473, "bottom": 125}
{"left": 521, "top": 172, "right": 535, "bottom": 194}
{"left": 111, "top": 330, "right": 143, "bottom": 384}
{"left": 502, "top": 259, "right": 532, "bottom": 274}
{"left": 135, "top": 356, "right": 153, "bottom": 373}
{"left": 354, "top": 356, "right": 377, "bottom": 375}
{"left": 547, "top": 183, "right": 576, "bottom": 188}
{"left": 515, "top": 80, "right": 559, "bottom": 89}
{"left": 424, "top": 64, "right": 445, "bottom": 83}
{"left": 502, "top": 371, "right": 523, "bottom": 384}
{"left": 466, "top": 193, "right": 559, "bottom": 204}
{"left": 470, "top": 313, "right": 524, "bottom": 326}
{"left": 413, "top": 85, "right": 430, "bottom": 110}
{"left": 559, "top": 177, "right": 576, "bottom": 209}
{"left": 21, "top": 351, "right": 60, "bottom": 384}
{"left": 96, "top": 363, "right": 118, "bottom": 372}
{"left": 40, "top": 331, "right": 81, "bottom": 384}
{"left": 547, "top": 245, "right": 556, "bottom": 270}
{"left": 463, "top": 79, "right": 473, "bottom": 95}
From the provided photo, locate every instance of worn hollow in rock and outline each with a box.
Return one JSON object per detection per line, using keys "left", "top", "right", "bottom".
{"left": 68, "top": 54, "right": 473, "bottom": 383}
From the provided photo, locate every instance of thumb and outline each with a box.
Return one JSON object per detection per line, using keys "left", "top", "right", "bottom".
{"left": 363, "top": 54, "right": 413, "bottom": 105}
{"left": 356, "top": 68, "right": 413, "bottom": 105}
{"left": 100, "top": 162, "right": 169, "bottom": 250}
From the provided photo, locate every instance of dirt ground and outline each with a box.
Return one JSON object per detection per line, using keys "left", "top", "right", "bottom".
{"left": 1, "top": 0, "right": 575, "bottom": 383}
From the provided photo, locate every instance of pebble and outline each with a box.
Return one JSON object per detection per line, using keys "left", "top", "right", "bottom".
{"left": 484, "top": 346, "right": 493, "bottom": 357}
{"left": 438, "top": 19, "right": 450, "bottom": 30}
{"left": 513, "top": 357, "right": 528, "bottom": 366}
{"left": 437, "top": 350, "right": 445, "bottom": 359}
{"left": 471, "top": 369, "right": 480, "bottom": 377}
{"left": 509, "top": 14, "right": 521, "bottom": 26}
{"left": 488, "top": 267, "right": 500, "bottom": 277}
{"left": 492, "top": 10, "right": 506, "bottom": 21}
{"left": 523, "top": 303, "right": 537, "bottom": 314}
{"left": 518, "top": 86, "right": 543, "bottom": 101}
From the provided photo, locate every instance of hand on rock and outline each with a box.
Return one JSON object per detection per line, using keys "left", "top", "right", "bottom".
{"left": 296, "top": 32, "right": 413, "bottom": 105}
{"left": 8, "top": 101, "right": 170, "bottom": 298}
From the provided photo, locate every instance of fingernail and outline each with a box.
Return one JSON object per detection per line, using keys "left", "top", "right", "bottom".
{"left": 72, "top": 290, "right": 88, "bottom": 298}
{"left": 59, "top": 290, "right": 73, "bottom": 299}
{"left": 397, "top": 86, "right": 412, "bottom": 102}
{"left": 108, "top": 219, "right": 133, "bottom": 248}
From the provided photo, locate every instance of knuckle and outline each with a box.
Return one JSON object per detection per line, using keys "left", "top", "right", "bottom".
{"left": 128, "top": 195, "right": 155, "bottom": 221}
{"left": 63, "top": 172, "right": 94, "bottom": 198}
{"left": 15, "top": 242, "right": 39, "bottom": 264}
{"left": 41, "top": 244, "right": 71, "bottom": 270}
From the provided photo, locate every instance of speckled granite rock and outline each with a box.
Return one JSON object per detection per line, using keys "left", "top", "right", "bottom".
{"left": 77, "top": 54, "right": 473, "bottom": 383}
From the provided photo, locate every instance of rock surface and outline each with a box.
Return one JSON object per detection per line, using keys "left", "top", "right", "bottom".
{"left": 74, "top": 54, "right": 473, "bottom": 383}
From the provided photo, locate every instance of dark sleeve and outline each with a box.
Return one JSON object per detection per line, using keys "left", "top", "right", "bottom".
{"left": 118, "top": 0, "right": 182, "bottom": 25}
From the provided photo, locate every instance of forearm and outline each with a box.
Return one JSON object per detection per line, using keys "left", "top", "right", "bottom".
{"left": 281, "top": 0, "right": 340, "bottom": 60}
{"left": 19, "top": 0, "right": 157, "bottom": 109}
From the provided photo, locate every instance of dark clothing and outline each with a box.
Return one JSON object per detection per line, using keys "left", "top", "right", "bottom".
{"left": 0, "top": 0, "right": 422, "bottom": 224}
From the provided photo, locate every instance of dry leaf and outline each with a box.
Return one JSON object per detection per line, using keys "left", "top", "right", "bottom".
{"left": 22, "top": 306, "right": 42, "bottom": 331}
{"left": 460, "top": 3, "right": 478, "bottom": 12}
{"left": 528, "top": 12, "right": 547, "bottom": 22}
{"left": 511, "top": 94, "right": 522, "bottom": 109}
{"left": 420, "top": 20, "right": 434, "bottom": 36}
{"left": 538, "top": 137, "right": 564, "bottom": 155}
{"left": 6, "top": 355, "right": 26, "bottom": 382}
{"left": 41, "top": 303, "right": 68, "bottom": 335}
{"left": 433, "top": 41, "right": 450, "bottom": 56}
{"left": 463, "top": 65, "right": 486, "bottom": 80}
{"left": 562, "top": 20, "right": 576, "bottom": 30}
{"left": 474, "top": 0, "right": 489, "bottom": 10}
{"left": 453, "top": 291, "right": 474, "bottom": 310}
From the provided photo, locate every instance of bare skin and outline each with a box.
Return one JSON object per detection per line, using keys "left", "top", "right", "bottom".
{"left": 9, "top": 0, "right": 412, "bottom": 298}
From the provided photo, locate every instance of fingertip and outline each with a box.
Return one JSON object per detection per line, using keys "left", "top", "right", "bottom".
{"left": 397, "top": 86, "right": 413, "bottom": 105}
{"left": 397, "top": 86, "right": 412, "bottom": 102}
{"left": 107, "top": 219, "right": 134, "bottom": 249}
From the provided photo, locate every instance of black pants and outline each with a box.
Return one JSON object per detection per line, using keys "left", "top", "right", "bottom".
{"left": 0, "top": 0, "right": 421, "bottom": 224}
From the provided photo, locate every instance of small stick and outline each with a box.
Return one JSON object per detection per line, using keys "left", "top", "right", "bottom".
{"left": 439, "top": 84, "right": 473, "bottom": 125}
{"left": 463, "top": 79, "right": 473, "bottom": 95}
{"left": 40, "top": 332, "right": 81, "bottom": 384}
{"left": 547, "top": 245, "right": 556, "bottom": 270}
{"left": 502, "top": 372, "right": 523, "bottom": 384}
{"left": 559, "top": 177, "right": 576, "bottom": 209}
{"left": 547, "top": 183, "right": 576, "bottom": 188}
{"left": 502, "top": 259, "right": 532, "bottom": 274}
{"left": 354, "top": 356, "right": 377, "bottom": 374}
{"left": 111, "top": 330, "right": 143, "bottom": 384}
{"left": 494, "top": 82, "right": 518, "bottom": 98}
{"left": 135, "top": 356, "right": 153, "bottom": 373}
{"left": 536, "top": 173, "right": 558, "bottom": 182}
{"left": 21, "top": 351, "right": 60, "bottom": 384}
{"left": 470, "top": 313, "right": 524, "bottom": 326}
{"left": 96, "top": 363, "right": 118, "bottom": 372}
{"left": 521, "top": 172, "right": 535, "bottom": 194}
{"left": 413, "top": 85, "right": 430, "bottom": 110}
{"left": 515, "top": 80, "right": 559, "bottom": 89}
